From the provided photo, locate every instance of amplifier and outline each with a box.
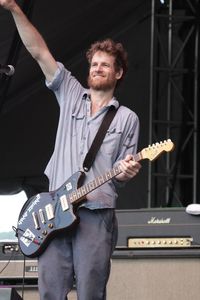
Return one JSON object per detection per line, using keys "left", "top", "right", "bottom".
{"left": 116, "top": 208, "right": 200, "bottom": 251}
{"left": 0, "top": 242, "right": 38, "bottom": 281}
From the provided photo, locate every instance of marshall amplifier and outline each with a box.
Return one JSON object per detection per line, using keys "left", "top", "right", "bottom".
{"left": 111, "top": 208, "right": 200, "bottom": 300}
{"left": 115, "top": 208, "right": 200, "bottom": 253}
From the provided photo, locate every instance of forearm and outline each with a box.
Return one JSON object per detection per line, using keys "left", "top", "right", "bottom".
{"left": 9, "top": 3, "right": 48, "bottom": 60}
{"left": 1, "top": 0, "right": 57, "bottom": 80}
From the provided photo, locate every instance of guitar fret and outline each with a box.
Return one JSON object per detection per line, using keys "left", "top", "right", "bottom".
{"left": 96, "top": 177, "right": 99, "bottom": 186}
{"left": 69, "top": 194, "right": 74, "bottom": 202}
{"left": 98, "top": 175, "right": 105, "bottom": 185}
{"left": 85, "top": 183, "right": 91, "bottom": 193}
{"left": 114, "top": 165, "right": 120, "bottom": 174}
{"left": 76, "top": 189, "right": 82, "bottom": 198}
{"left": 111, "top": 168, "right": 117, "bottom": 177}
{"left": 80, "top": 185, "right": 87, "bottom": 196}
{"left": 71, "top": 192, "right": 77, "bottom": 201}
{"left": 88, "top": 180, "right": 96, "bottom": 192}
{"left": 106, "top": 172, "right": 111, "bottom": 180}
{"left": 94, "top": 178, "right": 98, "bottom": 188}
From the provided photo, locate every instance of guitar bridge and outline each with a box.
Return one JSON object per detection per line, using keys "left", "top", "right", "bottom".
{"left": 39, "top": 209, "right": 46, "bottom": 224}
{"left": 32, "top": 212, "right": 40, "bottom": 230}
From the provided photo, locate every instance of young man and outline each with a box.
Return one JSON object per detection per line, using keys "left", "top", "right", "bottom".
{"left": 0, "top": 1, "right": 141, "bottom": 299}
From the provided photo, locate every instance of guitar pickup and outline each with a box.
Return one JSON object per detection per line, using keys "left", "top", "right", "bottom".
{"left": 45, "top": 204, "right": 54, "bottom": 220}
{"left": 60, "top": 195, "right": 69, "bottom": 211}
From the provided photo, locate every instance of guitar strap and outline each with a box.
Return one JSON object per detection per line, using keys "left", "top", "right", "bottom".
{"left": 82, "top": 105, "right": 119, "bottom": 172}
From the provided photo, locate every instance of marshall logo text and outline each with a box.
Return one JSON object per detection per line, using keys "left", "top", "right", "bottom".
{"left": 147, "top": 217, "right": 171, "bottom": 224}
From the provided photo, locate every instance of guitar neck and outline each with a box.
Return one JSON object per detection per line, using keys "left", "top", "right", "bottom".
{"left": 70, "top": 151, "right": 143, "bottom": 205}
{"left": 67, "top": 139, "right": 174, "bottom": 205}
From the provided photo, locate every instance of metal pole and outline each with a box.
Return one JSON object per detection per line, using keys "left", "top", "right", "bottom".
{"left": 148, "top": 0, "right": 155, "bottom": 207}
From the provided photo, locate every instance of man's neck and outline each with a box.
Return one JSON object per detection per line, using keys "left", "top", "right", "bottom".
{"left": 90, "top": 89, "right": 114, "bottom": 115}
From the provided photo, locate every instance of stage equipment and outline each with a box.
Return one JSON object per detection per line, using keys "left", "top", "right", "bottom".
{"left": 109, "top": 208, "right": 200, "bottom": 299}
{"left": 116, "top": 208, "right": 200, "bottom": 250}
{"left": 0, "top": 242, "right": 38, "bottom": 280}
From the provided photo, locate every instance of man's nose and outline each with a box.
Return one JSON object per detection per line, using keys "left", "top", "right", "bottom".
{"left": 95, "top": 64, "right": 103, "bottom": 72}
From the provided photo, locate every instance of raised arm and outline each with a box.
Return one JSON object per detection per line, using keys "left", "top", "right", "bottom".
{"left": 0, "top": 0, "right": 58, "bottom": 82}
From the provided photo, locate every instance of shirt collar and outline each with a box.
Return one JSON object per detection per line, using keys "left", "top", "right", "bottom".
{"left": 82, "top": 91, "right": 119, "bottom": 109}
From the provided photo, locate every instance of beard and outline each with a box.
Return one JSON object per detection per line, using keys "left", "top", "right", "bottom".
{"left": 87, "top": 74, "right": 116, "bottom": 91}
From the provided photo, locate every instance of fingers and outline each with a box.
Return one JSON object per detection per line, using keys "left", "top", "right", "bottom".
{"left": 120, "top": 158, "right": 141, "bottom": 179}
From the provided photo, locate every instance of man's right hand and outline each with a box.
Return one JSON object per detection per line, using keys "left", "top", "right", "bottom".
{"left": 0, "top": 0, "right": 16, "bottom": 11}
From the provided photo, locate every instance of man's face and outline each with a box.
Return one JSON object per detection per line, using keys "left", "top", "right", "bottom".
{"left": 87, "top": 51, "right": 122, "bottom": 91}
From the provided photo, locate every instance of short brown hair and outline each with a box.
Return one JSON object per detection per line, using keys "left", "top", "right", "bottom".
{"left": 86, "top": 38, "right": 128, "bottom": 85}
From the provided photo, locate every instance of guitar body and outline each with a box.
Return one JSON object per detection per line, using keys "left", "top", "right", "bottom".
{"left": 17, "top": 171, "right": 84, "bottom": 258}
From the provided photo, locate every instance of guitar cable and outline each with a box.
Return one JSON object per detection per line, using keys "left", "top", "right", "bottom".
{"left": 0, "top": 243, "right": 25, "bottom": 299}
{"left": 11, "top": 226, "right": 29, "bottom": 300}
{"left": 20, "top": 255, "right": 26, "bottom": 300}
{"left": 0, "top": 246, "right": 15, "bottom": 274}
{"left": 12, "top": 226, "right": 41, "bottom": 245}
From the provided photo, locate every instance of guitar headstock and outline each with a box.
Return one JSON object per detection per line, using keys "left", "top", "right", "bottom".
{"left": 141, "top": 139, "right": 174, "bottom": 161}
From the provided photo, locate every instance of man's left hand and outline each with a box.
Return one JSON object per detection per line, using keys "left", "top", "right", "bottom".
{"left": 116, "top": 154, "right": 141, "bottom": 182}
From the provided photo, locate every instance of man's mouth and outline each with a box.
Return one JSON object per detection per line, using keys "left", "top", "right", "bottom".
{"left": 93, "top": 73, "right": 105, "bottom": 78}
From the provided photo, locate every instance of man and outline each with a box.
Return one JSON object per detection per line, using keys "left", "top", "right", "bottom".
{"left": 0, "top": 1, "right": 141, "bottom": 299}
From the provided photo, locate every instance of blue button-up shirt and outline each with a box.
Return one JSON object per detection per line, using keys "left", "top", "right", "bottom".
{"left": 45, "top": 62, "right": 140, "bottom": 209}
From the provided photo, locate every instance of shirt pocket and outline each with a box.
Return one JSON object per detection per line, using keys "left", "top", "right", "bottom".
{"left": 71, "top": 112, "right": 85, "bottom": 137}
{"left": 100, "top": 127, "right": 122, "bottom": 156}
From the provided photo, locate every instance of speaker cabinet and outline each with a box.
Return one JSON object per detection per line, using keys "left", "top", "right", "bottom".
{"left": 1, "top": 257, "right": 200, "bottom": 300}
{"left": 107, "top": 257, "right": 200, "bottom": 300}
{"left": 53, "top": 257, "right": 200, "bottom": 300}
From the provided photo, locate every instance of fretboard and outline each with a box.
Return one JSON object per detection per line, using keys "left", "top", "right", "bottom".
{"left": 69, "top": 151, "right": 142, "bottom": 205}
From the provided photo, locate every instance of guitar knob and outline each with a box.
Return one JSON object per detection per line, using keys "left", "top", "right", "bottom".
{"left": 48, "top": 223, "right": 54, "bottom": 229}
{"left": 42, "top": 230, "right": 47, "bottom": 236}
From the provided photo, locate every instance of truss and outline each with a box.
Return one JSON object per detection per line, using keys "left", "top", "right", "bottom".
{"left": 148, "top": 0, "right": 199, "bottom": 207}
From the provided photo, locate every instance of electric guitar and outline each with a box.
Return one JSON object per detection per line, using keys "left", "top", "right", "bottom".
{"left": 16, "top": 139, "right": 174, "bottom": 258}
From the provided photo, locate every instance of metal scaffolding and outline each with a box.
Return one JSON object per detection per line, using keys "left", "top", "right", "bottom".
{"left": 148, "top": 0, "right": 199, "bottom": 207}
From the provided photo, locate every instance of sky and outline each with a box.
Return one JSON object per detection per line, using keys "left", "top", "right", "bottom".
{"left": 0, "top": 191, "right": 27, "bottom": 234}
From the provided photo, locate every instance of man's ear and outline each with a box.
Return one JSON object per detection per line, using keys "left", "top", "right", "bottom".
{"left": 116, "top": 68, "right": 123, "bottom": 80}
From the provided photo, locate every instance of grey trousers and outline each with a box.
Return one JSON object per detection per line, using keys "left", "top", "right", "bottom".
{"left": 38, "top": 207, "right": 118, "bottom": 300}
